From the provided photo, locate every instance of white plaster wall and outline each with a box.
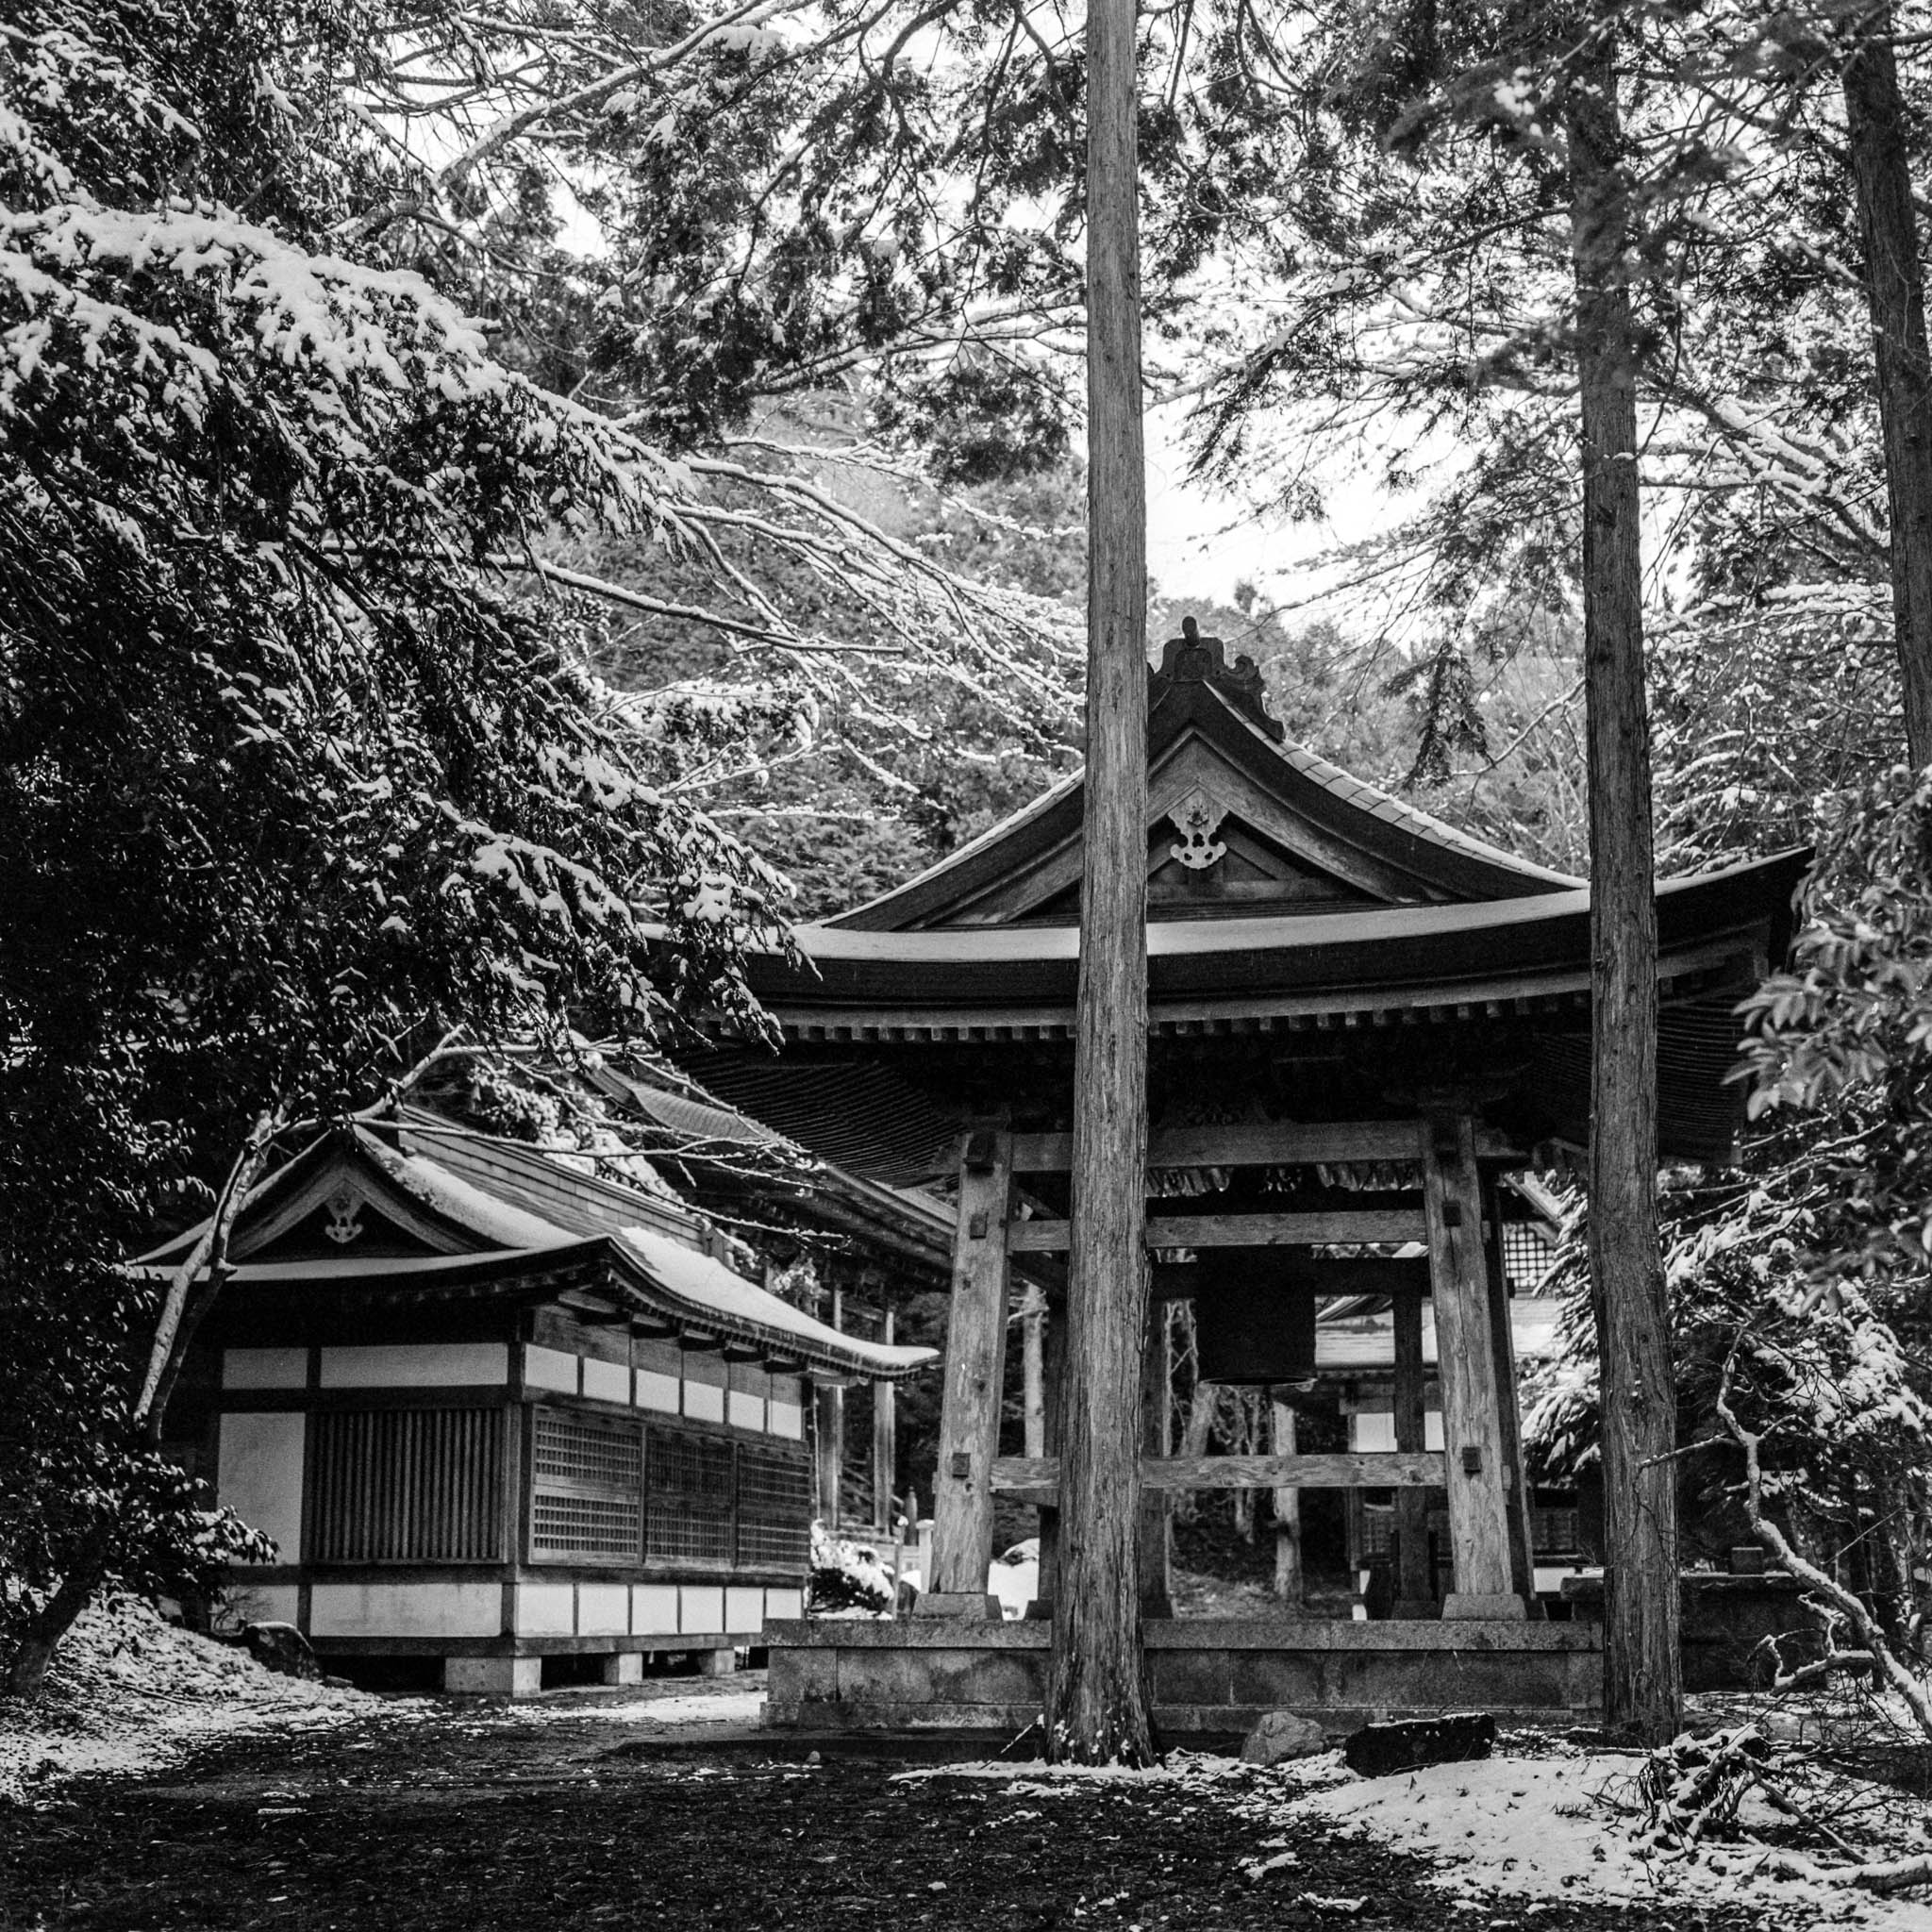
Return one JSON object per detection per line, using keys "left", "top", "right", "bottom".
{"left": 632, "top": 1584, "right": 680, "bottom": 1636}
{"left": 523, "top": 1344, "right": 578, "bottom": 1394}
{"left": 309, "top": 1581, "right": 501, "bottom": 1639}
{"left": 635, "top": 1367, "right": 679, "bottom": 1413}
{"left": 678, "top": 1584, "right": 724, "bottom": 1636}
{"left": 727, "top": 1389, "right": 764, "bottom": 1431}
{"left": 225, "top": 1582, "right": 300, "bottom": 1627}
{"left": 581, "top": 1357, "right": 630, "bottom": 1406}
{"left": 222, "top": 1348, "right": 308, "bottom": 1391}
{"left": 318, "top": 1342, "right": 508, "bottom": 1389}
{"left": 767, "top": 1374, "right": 804, "bottom": 1439}
{"left": 682, "top": 1379, "right": 724, "bottom": 1424}
{"left": 513, "top": 1582, "right": 576, "bottom": 1636}
{"left": 724, "top": 1586, "right": 763, "bottom": 1634}
{"left": 577, "top": 1583, "right": 629, "bottom": 1636}
{"left": 216, "top": 1412, "right": 306, "bottom": 1562}
{"left": 1350, "top": 1410, "right": 1445, "bottom": 1453}
{"left": 764, "top": 1587, "right": 804, "bottom": 1622}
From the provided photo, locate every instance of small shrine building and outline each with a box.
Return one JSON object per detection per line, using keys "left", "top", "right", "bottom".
{"left": 688, "top": 625, "right": 1806, "bottom": 1736}
{"left": 144, "top": 1107, "right": 935, "bottom": 1694}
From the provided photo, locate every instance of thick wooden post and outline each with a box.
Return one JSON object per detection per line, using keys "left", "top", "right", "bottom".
{"left": 1138, "top": 1304, "right": 1173, "bottom": 1618}
{"left": 873, "top": 1307, "right": 897, "bottom": 1536}
{"left": 1022, "top": 1285, "right": 1046, "bottom": 1458}
{"left": 1391, "top": 1288, "right": 1434, "bottom": 1617}
{"left": 814, "top": 1283, "right": 843, "bottom": 1528}
{"left": 1034, "top": 1292, "right": 1065, "bottom": 1617}
{"left": 924, "top": 1132, "right": 1013, "bottom": 1613}
{"left": 1421, "top": 1114, "right": 1525, "bottom": 1620}
{"left": 1271, "top": 1397, "right": 1304, "bottom": 1610}
{"left": 1044, "top": 0, "right": 1156, "bottom": 1763}
{"left": 1483, "top": 1182, "right": 1539, "bottom": 1608}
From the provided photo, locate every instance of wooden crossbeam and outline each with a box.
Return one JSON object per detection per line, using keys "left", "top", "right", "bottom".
{"left": 1008, "top": 1208, "right": 1427, "bottom": 1254}
{"left": 1008, "top": 1123, "right": 1524, "bottom": 1173}
{"left": 991, "top": 1451, "right": 1447, "bottom": 1506}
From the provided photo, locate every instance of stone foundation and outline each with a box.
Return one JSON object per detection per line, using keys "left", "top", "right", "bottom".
{"left": 763, "top": 1618, "right": 1603, "bottom": 1737}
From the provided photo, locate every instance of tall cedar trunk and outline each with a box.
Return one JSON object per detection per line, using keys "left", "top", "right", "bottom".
{"left": 1566, "top": 44, "right": 1683, "bottom": 1744}
{"left": 1844, "top": 10, "right": 1932, "bottom": 768}
{"left": 1043, "top": 0, "right": 1155, "bottom": 1765}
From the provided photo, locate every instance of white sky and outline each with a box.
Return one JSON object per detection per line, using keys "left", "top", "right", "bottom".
{"left": 1142, "top": 402, "right": 1383, "bottom": 607}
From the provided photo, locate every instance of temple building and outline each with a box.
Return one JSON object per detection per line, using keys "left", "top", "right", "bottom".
{"left": 680, "top": 624, "right": 1806, "bottom": 1736}
{"left": 144, "top": 1105, "right": 935, "bottom": 1694}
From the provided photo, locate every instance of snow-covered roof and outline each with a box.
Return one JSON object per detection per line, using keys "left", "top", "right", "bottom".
{"left": 616, "top": 1226, "right": 936, "bottom": 1378}
{"left": 135, "top": 1115, "right": 937, "bottom": 1384}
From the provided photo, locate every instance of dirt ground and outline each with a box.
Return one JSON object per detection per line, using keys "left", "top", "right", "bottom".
{"left": 0, "top": 1674, "right": 1790, "bottom": 1932}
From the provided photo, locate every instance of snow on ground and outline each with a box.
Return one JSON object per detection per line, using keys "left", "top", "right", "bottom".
{"left": 0, "top": 1594, "right": 770, "bottom": 1804}
{"left": 1275, "top": 1746, "right": 1930, "bottom": 1929}
{"left": 492, "top": 1688, "right": 765, "bottom": 1728}
{"left": 0, "top": 1594, "right": 381, "bottom": 1806}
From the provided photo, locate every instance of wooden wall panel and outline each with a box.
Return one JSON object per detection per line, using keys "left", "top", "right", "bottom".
{"left": 308, "top": 1408, "right": 505, "bottom": 1563}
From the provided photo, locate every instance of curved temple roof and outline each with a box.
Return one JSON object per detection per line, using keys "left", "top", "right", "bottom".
{"left": 685, "top": 625, "right": 1808, "bottom": 1174}
{"left": 136, "top": 1118, "right": 936, "bottom": 1382}
{"left": 829, "top": 626, "right": 1580, "bottom": 933}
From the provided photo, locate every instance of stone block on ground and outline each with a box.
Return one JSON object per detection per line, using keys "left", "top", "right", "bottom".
{"left": 242, "top": 1623, "right": 319, "bottom": 1680}
{"left": 1240, "top": 1708, "right": 1329, "bottom": 1765}
{"left": 1342, "top": 1710, "right": 1495, "bottom": 1778}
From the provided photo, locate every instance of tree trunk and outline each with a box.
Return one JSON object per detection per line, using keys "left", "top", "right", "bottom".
{"left": 136, "top": 1104, "right": 284, "bottom": 1441}
{"left": 5, "top": 1553, "right": 105, "bottom": 1700}
{"left": 1566, "top": 43, "right": 1683, "bottom": 1744}
{"left": 1044, "top": 0, "right": 1155, "bottom": 1765}
{"left": 1844, "top": 10, "right": 1932, "bottom": 768}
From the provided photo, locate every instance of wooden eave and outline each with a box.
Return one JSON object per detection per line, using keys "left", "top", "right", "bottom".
{"left": 740, "top": 849, "right": 1809, "bottom": 1041}
{"left": 138, "top": 1120, "right": 938, "bottom": 1383}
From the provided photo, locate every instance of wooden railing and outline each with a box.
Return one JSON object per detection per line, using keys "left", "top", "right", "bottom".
{"left": 990, "top": 1451, "right": 1450, "bottom": 1507}
{"left": 1008, "top": 1208, "right": 1427, "bottom": 1253}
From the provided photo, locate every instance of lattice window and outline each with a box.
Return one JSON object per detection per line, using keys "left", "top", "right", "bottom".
{"left": 645, "top": 1425, "right": 734, "bottom": 1567}
{"left": 1358, "top": 1501, "right": 1395, "bottom": 1562}
{"left": 1500, "top": 1221, "right": 1554, "bottom": 1292}
{"left": 735, "top": 1444, "right": 811, "bottom": 1570}
{"left": 529, "top": 1407, "right": 642, "bottom": 1563}
{"left": 1532, "top": 1504, "right": 1580, "bottom": 1557}
{"left": 308, "top": 1408, "right": 504, "bottom": 1563}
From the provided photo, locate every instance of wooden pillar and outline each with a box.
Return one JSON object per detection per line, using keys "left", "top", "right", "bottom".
{"left": 873, "top": 1307, "right": 897, "bottom": 1536}
{"left": 1022, "top": 1284, "right": 1046, "bottom": 1458}
{"left": 1391, "top": 1287, "right": 1435, "bottom": 1617}
{"left": 1421, "top": 1113, "right": 1526, "bottom": 1620}
{"left": 1034, "top": 1291, "right": 1065, "bottom": 1617}
{"left": 1483, "top": 1180, "right": 1540, "bottom": 1609}
{"left": 1271, "top": 1396, "right": 1303, "bottom": 1611}
{"left": 1138, "top": 1302, "right": 1173, "bottom": 1619}
{"left": 814, "top": 1284, "right": 844, "bottom": 1529}
{"left": 923, "top": 1131, "right": 1013, "bottom": 1613}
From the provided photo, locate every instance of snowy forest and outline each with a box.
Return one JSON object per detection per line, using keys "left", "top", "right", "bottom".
{"left": 5, "top": 0, "right": 1932, "bottom": 1815}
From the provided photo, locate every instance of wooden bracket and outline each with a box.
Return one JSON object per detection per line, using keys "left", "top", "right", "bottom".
{"left": 963, "top": 1129, "right": 1001, "bottom": 1174}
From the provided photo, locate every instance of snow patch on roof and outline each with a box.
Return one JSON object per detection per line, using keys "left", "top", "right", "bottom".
{"left": 615, "top": 1224, "right": 937, "bottom": 1377}
{"left": 354, "top": 1127, "right": 578, "bottom": 1249}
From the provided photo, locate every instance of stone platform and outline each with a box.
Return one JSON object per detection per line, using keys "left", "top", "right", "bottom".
{"left": 763, "top": 1618, "right": 1604, "bottom": 1738}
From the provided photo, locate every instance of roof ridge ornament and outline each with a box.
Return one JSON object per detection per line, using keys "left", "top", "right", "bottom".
{"left": 1153, "top": 614, "right": 1285, "bottom": 742}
